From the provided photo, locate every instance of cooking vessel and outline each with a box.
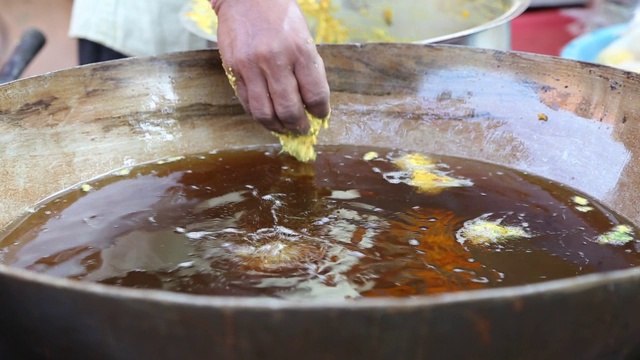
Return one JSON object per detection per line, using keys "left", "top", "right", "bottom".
{"left": 1, "top": 44, "right": 640, "bottom": 359}
{"left": 182, "top": 0, "right": 530, "bottom": 50}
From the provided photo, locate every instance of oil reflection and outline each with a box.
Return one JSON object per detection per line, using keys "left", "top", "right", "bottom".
{"left": 412, "top": 68, "right": 630, "bottom": 200}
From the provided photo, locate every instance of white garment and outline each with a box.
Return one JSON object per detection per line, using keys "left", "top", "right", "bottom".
{"left": 69, "top": 0, "right": 209, "bottom": 57}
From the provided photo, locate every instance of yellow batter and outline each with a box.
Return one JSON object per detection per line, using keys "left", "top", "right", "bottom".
{"left": 393, "top": 153, "right": 473, "bottom": 194}
{"left": 224, "top": 65, "right": 329, "bottom": 163}
{"left": 457, "top": 217, "right": 531, "bottom": 245}
{"left": 274, "top": 110, "right": 329, "bottom": 162}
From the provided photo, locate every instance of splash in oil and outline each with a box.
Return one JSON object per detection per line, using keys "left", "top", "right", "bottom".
{"left": 1, "top": 145, "right": 639, "bottom": 300}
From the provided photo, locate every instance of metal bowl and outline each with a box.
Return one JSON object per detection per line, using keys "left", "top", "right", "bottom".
{"left": 181, "top": 0, "right": 530, "bottom": 50}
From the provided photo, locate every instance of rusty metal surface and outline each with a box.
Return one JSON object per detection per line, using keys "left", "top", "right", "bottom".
{"left": 1, "top": 44, "right": 640, "bottom": 359}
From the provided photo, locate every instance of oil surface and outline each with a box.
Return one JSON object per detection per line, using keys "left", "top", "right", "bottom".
{"left": 1, "top": 146, "right": 639, "bottom": 300}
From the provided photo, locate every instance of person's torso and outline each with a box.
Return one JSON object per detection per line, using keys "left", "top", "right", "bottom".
{"left": 69, "top": 0, "right": 210, "bottom": 57}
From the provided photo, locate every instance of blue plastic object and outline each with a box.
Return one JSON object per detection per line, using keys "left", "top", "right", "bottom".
{"left": 560, "top": 24, "right": 628, "bottom": 62}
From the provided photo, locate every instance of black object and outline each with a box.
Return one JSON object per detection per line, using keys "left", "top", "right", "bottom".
{"left": 78, "top": 38, "right": 127, "bottom": 65}
{"left": 0, "top": 28, "right": 46, "bottom": 84}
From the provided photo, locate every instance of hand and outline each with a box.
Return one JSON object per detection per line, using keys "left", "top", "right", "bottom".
{"left": 212, "top": 0, "right": 331, "bottom": 134}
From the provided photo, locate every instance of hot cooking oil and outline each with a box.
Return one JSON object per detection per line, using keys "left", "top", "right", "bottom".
{"left": 0, "top": 145, "right": 638, "bottom": 300}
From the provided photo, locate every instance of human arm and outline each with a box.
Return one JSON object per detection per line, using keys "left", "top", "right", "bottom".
{"left": 211, "top": 0, "right": 331, "bottom": 134}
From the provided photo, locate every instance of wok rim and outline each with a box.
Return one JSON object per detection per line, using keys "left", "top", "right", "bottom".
{"left": 2, "top": 42, "right": 639, "bottom": 311}
{"left": 0, "top": 260, "right": 637, "bottom": 309}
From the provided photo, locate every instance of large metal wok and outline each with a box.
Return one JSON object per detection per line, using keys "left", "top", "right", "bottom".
{"left": 1, "top": 44, "right": 640, "bottom": 359}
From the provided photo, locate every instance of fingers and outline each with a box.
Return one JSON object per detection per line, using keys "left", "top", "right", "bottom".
{"left": 225, "top": 50, "right": 314, "bottom": 135}
{"left": 248, "top": 47, "right": 329, "bottom": 134}
{"left": 219, "top": 39, "right": 329, "bottom": 135}
{"left": 227, "top": 66, "right": 250, "bottom": 113}
{"left": 295, "top": 53, "right": 331, "bottom": 120}
{"left": 266, "top": 67, "right": 309, "bottom": 134}
{"left": 241, "top": 64, "right": 284, "bottom": 133}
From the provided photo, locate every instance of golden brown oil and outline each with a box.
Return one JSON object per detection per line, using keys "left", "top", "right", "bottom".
{"left": 1, "top": 145, "right": 639, "bottom": 300}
